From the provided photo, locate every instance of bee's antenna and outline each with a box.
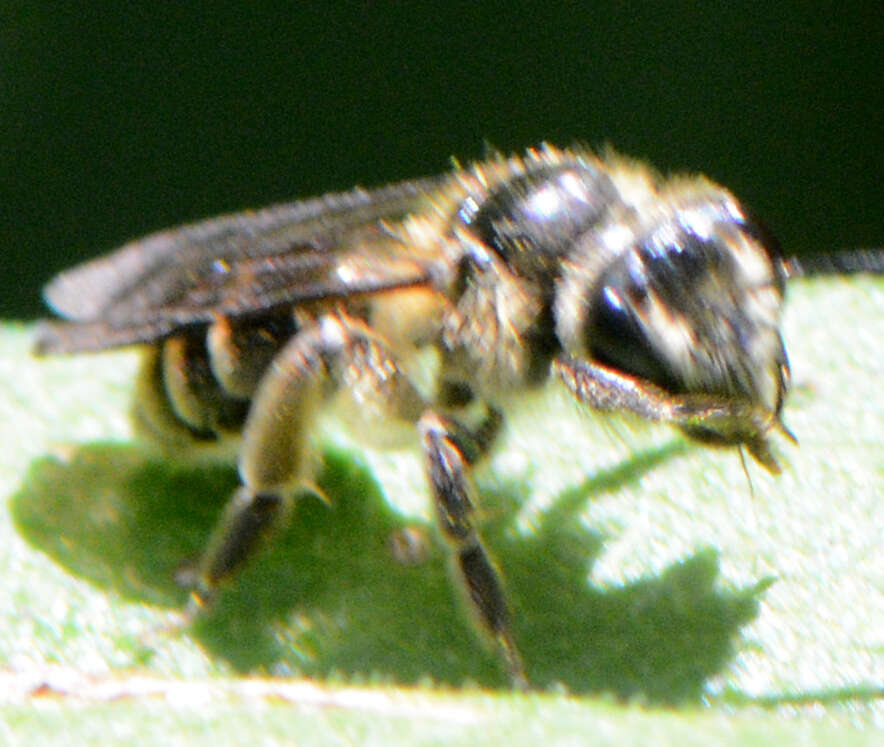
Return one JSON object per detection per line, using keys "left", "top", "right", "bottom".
{"left": 781, "top": 249, "right": 884, "bottom": 279}
{"left": 737, "top": 445, "right": 761, "bottom": 543}
{"left": 738, "top": 445, "right": 756, "bottom": 503}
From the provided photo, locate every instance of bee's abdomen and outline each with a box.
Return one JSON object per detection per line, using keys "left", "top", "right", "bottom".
{"left": 133, "top": 313, "right": 298, "bottom": 446}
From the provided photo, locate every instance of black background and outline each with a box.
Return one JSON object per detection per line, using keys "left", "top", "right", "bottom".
{"left": 3, "top": 3, "right": 881, "bottom": 318}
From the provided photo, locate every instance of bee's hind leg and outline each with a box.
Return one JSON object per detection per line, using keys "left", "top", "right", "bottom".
{"left": 187, "top": 488, "right": 289, "bottom": 612}
{"left": 187, "top": 314, "right": 426, "bottom": 609}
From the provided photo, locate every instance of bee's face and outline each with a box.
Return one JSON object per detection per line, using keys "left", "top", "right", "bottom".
{"left": 579, "top": 197, "right": 789, "bottom": 416}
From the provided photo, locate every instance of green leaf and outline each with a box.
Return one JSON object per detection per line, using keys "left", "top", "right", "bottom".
{"left": 1, "top": 274, "right": 882, "bottom": 743}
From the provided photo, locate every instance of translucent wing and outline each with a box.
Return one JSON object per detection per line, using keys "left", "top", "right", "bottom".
{"left": 36, "top": 175, "right": 450, "bottom": 353}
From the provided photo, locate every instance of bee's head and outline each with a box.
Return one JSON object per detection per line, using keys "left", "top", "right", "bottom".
{"left": 555, "top": 191, "right": 791, "bottom": 466}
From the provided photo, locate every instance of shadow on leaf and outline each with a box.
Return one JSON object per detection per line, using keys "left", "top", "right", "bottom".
{"left": 11, "top": 440, "right": 764, "bottom": 701}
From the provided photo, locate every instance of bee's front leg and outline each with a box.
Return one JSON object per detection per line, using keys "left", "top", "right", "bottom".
{"left": 553, "top": 354, "right": 785, "bottom": 471}
{"left": 418, "top": 411, "right": 527, "bottom": 689}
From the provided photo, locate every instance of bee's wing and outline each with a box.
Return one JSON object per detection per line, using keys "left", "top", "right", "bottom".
{"left": 36, "top": 175, "right": 451, "bottom": 354}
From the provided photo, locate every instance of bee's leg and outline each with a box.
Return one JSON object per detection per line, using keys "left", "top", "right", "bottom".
{"left": 187, "top": 325, "right": 323, "bottom": 609}
{"left": 418, "top": 411, "right": 527, "bottom": 689}
{"left": 554, "top": 355, "right": 782, "bottom": 470}
{"left": 190, "top": 314, "right": 426, "bottom": 607}
{"left": 189, "top": 487, "right": 289, "bottom": 609}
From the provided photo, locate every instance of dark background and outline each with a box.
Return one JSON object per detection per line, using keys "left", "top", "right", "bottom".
{"left": 3, "top": 3, "right": 881, "bottom": 319}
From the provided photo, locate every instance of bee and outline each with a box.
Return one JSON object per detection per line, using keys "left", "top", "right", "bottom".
{"left": 34, "top": 145, "right": 882, "bottom": 686}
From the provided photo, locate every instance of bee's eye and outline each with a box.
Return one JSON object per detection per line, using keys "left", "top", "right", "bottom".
{"left": 585, "top": 268, "right": 680, "bottom": 391}
{"left": 582, "top": 202, "right": 789, "bottom": 415}
{"left": 584, "top": 226, "right": 731, "bottom": 394}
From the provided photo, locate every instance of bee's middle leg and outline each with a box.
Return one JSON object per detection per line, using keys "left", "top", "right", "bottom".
{"left": 418, "top": 410, "right": 526, "bottom": 688}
